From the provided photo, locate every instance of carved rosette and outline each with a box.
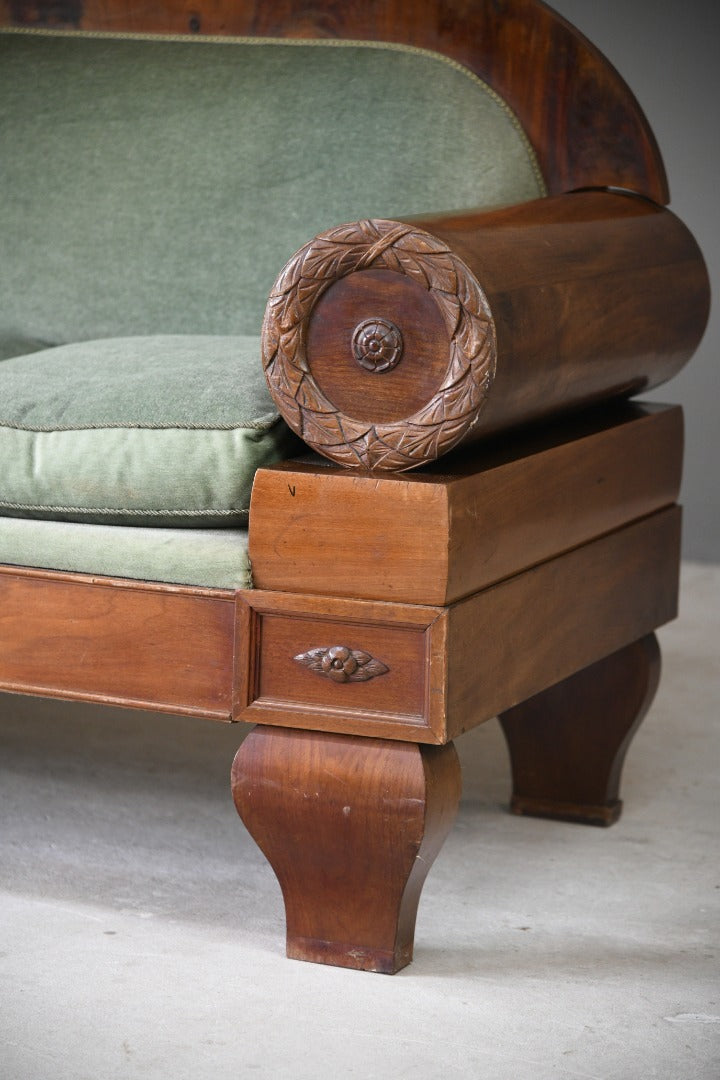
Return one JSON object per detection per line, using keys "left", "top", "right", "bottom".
{"left": 352, "top": 317, "right": 404, "bottom": 373}
{"left": 261, "top": 218, "right": 496, "bottom": 471}
{"left": 294, "top": 645, "right": 389, "bottom": 684}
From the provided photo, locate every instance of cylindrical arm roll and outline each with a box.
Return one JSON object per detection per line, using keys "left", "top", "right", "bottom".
{"left": 261, "top": 191, "right": 709, "bottom": 471}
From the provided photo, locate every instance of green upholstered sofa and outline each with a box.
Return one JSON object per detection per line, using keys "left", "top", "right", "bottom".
{"left": 0, "top": 3, "right": 709, "bottom": 973}
{"left": 0, "top": 26, "right": 544, "bottom": 588}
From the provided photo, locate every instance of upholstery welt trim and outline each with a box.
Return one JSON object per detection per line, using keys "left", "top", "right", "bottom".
{"left": 0, "top": 26, "right": 546, "bottom": 196}
{"left": 0, "top": 425, "right": 288, "bottom": 526}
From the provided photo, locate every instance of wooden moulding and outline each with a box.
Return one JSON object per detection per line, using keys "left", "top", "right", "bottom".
{"left": 0, "top": 567, "right": 237, "bottom": 719}
{"left": 236, "top": 506, "right": 681, "bottom": 744}
{"left": 249, "top": 403, "right": 684, "bottom": 605}
{"left": 262, "top": 192, "right": 708, "bottom": 471}
{"left": 1, "top": 0, "right": 669, "bottom": 203}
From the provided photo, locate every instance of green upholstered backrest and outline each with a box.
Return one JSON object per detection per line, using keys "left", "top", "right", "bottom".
{"left": 0, "top": 29, "right": 545, "bottom": 357}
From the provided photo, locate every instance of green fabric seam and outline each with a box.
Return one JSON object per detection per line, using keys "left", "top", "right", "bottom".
{"left": 0, "top": 417, "right": 281, "bottom": 433}
{"left": 0, "top": 26, "right": 547, "bottom": 197}
{"left": 0, "top": 501, "right": 250, "bottom": 517}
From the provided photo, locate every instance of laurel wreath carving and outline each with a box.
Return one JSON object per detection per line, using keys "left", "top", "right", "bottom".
{"left": 294, "top": 645, "right": 389, "bottom": 684}
{"left": 261, "top": 218, "right": 497, "bottom": 471}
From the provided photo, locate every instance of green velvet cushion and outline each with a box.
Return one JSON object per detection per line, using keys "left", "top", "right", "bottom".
{"left": 0, "top": 336, "right": 301, "bottom": 527}
{"left": 0, "top": 29, "right": 545, "bottom": 358}
{"left": 0, "top": 516, "right": 252, "bottom": 589}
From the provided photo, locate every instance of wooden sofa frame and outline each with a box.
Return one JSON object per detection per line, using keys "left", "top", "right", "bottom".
{"left": 0, "top": 0, "right": 709, "bottom": 973}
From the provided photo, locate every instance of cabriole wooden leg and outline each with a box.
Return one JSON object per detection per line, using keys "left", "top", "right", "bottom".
{"left": 231, "top": 726, "right": 461, "bottom": 974}
{"left": 498, "top": 634, "right": 661, "bottom": 827}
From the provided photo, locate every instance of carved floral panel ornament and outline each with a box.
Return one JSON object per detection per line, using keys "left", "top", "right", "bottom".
{"left": 294, "top": 645, "right": 390, "bottom": 684}
{"left": 261, "top": 218, "right": 497, "bottom": 471}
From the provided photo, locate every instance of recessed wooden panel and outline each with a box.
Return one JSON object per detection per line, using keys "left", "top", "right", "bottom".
{"left": 257, "top": 614, "right": 427, "bottom": 718}
{"left": 0, "top": 567, "right": 236, "bottom": 719}
{"left": 235, "top": 591, "right": 447, "bottom": 741}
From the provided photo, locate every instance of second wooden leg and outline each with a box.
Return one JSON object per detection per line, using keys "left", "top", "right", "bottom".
{"left": 231, "top": 726, "right": 461, "bottom": 974}
{"left": 499, "top": 634, "right": 661, "bottom": 826}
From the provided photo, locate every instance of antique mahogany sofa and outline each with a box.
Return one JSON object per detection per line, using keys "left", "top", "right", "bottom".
{"left": 0, "top": 0, "right": 709, "bottom": 973}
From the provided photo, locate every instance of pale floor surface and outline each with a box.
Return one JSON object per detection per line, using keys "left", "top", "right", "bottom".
{"left": 0, "top": 563, "right": 718, "bottom": 1080}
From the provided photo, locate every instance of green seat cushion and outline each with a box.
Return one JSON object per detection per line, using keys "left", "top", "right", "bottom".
{"left": 0, "top": 336, "right": 301, "bottom": 527}
{"left": 0, "top": 29, "right": 545, "bottom": 358}
{"left": 0, "top": 516, "right": 252, "bottom": 589}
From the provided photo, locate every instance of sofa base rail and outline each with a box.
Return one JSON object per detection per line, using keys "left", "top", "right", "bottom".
{"left": 0, "top": 504, "right": 680, "bottom": 742}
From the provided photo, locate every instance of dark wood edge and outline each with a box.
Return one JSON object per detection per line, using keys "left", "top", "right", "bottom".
{"left": 237, "top": 588, "right": 442, "bottom": 625}
{"left": 508, "top": 794, "right": 622, "bottom": 827}
{"left": 0, "top": 682, "right": 233, "bottom": 722}
{"left": 0, "top": 0, "right": 668, "bottom": 201}
{"left": 0, "top": 562, "right": 236, "bottom": 600}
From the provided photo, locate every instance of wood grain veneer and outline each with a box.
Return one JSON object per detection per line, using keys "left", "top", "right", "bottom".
{"left": 444, "top": 506, "right": 680, "bottom": 740}
{"left": 0, "top": 567, "right": 236, "bottom": 719}
{"left": 249, "top": 403, "right": 684, "bottom": 605}
{"left": 417, "top": 193, "right": 709, "bottom": 442}
{"left": 1, "top": 0, "right": 669, "bottom": 203}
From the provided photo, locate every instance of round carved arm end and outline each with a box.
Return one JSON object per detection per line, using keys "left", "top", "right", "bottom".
{"left": 261, "top": 219, "right": 496, "bottom": 472}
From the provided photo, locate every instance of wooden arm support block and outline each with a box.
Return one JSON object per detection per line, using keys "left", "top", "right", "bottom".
{"left": 250, "top": 402, "right": 683, "bottom": 604}
{"left": 262, "top": 192, "right": 708, "bottom": 471}
{"left": 236, "top": 506, "right": 680, "bottom": 743}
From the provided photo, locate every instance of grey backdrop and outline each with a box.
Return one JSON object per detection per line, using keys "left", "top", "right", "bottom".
{"left": 550, "top": 1, "right": 719, "bottom": 561}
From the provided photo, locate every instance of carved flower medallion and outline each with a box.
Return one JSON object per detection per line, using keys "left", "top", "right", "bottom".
{"left": 262, "top": 217, "right": 497, "bottom": 472}
{"left": 294, "top": 645, "right": 389, "bottom": 683}
{"left": 352, "top": 318, "right": 403, "bottom": 373}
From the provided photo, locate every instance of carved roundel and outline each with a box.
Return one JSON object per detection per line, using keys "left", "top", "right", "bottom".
{"left": 352, "top": 318, "right": 404, "bottom": 373}
{"left": 261, "top": 218, "right": 497, "bottom": 472}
